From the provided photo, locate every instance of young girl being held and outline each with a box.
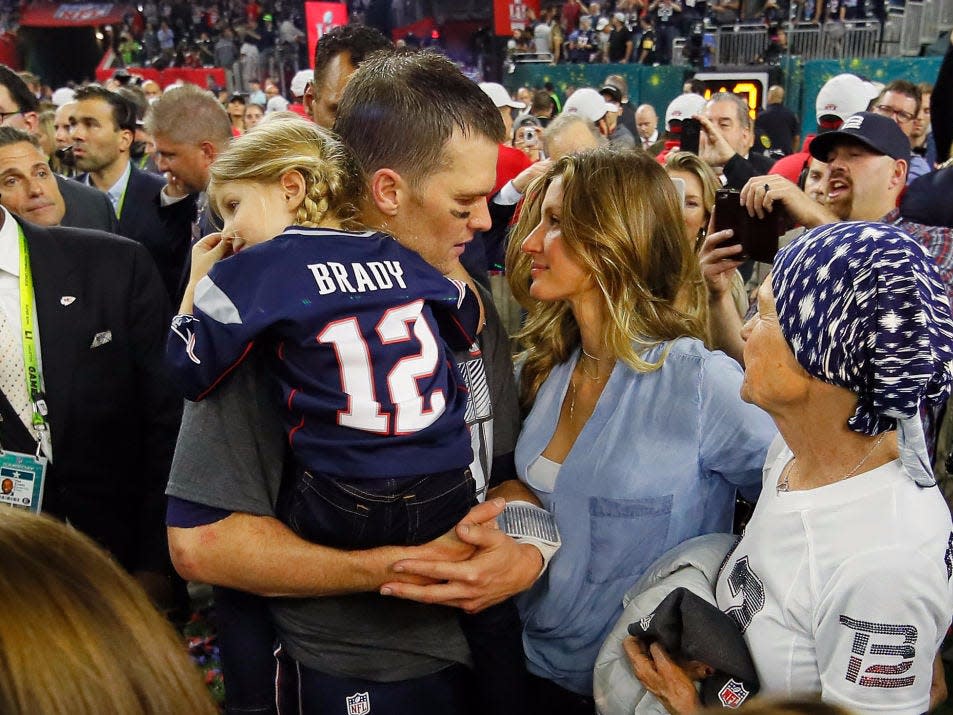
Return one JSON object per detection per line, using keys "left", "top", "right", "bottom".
{"left": 166, "top": 113, "right": 520, "bottom": 712}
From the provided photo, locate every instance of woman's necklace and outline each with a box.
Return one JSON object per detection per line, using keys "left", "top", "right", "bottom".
{"left": 579, "top": 347, "right": 603, "bottom": 381}
{"left": 568, "top": 349, "right": 610, "bottom": 423}
{"left": 776, "top": 431, "right": 889, "bottom": 494}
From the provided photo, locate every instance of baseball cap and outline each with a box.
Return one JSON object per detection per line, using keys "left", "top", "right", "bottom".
{"left": 514, "top": 113, "right": 542, "bottom": 130}
{"left": 815, "top": 73, "right": 880, "bottom": 123}
{"left": 614, "top": 11, "right": 626, "bottom": 21}
{"left": 289, "top": 69, "right": 313, "bottom": 99}
{"left": 600, "top": 84, "right": 622, "bottom": 103}
{"left": 665, "top": 93, "right": 707, "bottom": 127}
{"left": 628, "top": 588, "right": 760, "bottom": 709}
{"left": 597, "top": 17, "right": 610, "bottom": 30}
{"left": 809, "top": 112, "right": 911, "bottom": 163}
{"left": 266, "top": 95, "right": 290, "bottom": 113}
{"left": 228, "top": 92, "right": 247, "bottom": 104}
{"left": 563, "top": 87, "right": 613, "bottom": 123}
{"left": 479, "top": 82, "right": 525, "bottom": 110}
{"left": 51, "top": 87, "right": 76, "bottom": 107}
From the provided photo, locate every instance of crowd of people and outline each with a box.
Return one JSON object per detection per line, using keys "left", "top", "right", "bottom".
{"left": 2, "top": 16, "right": 953, "bottom": 715}
{"left": 511, "top": 0, "right": 879, "bottom": 66}
{"left": 89, "top": 0, "right": 308, "bottom": 89}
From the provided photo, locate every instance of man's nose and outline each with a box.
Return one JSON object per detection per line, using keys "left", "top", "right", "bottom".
{"left": 468, "top": 197, "right": 492, "bottom": 233}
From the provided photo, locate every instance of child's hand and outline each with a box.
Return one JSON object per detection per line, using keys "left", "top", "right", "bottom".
{"left": 179, "top": 234, "right": 233, "bottom": 314}
{"left": 189, "top": 232, "right": 233, "bottom": 286}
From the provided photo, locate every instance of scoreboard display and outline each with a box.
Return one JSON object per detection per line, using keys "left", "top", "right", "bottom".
{"left": 692, "top": 72, "right": 770, "bottom": 121}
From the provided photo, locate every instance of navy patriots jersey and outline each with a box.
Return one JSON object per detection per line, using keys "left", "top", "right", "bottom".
{"left": 168, "top": 227, "right": 477, "bottom": 478}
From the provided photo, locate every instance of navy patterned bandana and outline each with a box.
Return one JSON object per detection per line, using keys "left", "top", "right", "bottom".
{"left": 772, "top": 221, "right": 953, "bottom": 486}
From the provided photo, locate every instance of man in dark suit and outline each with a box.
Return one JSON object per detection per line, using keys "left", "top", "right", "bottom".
{"left": 144, "top": 85, "right": 232, "bottom": 298}
{"left": 699, "top": 91, "right": 776, "bottom": 190}
{"left": 0, "top": 202, "right": 180, "bottom": 603}
{"left": 0, "top": 126, "right": 119, "bottom": 236}
{"left": 0, "top": 67, "right": 119, "bottom": 235}
{"left": 57, "top": 175, "right": 120, "bottom": 233}
{"left": 70, "top": 85, "right": 192, "bottom": 300}
{"left": 144, "top": 84, "right": 231, "bottom": 234}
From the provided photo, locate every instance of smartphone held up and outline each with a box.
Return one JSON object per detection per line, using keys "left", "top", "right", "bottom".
{"left": 712, "top": 188, "right": 792, "bottom": 264}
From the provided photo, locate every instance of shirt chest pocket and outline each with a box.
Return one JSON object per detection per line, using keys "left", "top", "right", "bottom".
{"left": 586, "top": 495, "right": 673, "bottom": 585}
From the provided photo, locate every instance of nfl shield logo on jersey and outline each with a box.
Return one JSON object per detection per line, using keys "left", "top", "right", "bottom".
{"left": 718, "top": 678, "right": 749, "bottom": 708}
{"left": 345, "top": 691, "right": 371, "bottom": 714}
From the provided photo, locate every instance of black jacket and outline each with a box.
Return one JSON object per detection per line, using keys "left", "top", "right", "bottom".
{"left": 0, "top": 218, "right": 181, "bottom": 573}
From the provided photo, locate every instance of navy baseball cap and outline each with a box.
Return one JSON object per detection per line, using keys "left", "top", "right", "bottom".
{"left": 628, "top": 588, "right": 760, "bottom": 709}
{"left": 809, "top": 111, "right": 911, "bottom": 163}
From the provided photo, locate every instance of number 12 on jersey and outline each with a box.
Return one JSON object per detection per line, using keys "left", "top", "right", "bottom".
{"left": 318, "top": 300, "right": 446, "bottom": 436}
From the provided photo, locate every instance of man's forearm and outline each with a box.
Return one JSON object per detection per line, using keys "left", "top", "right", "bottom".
{"left": 168, "top": 513, "right": 403, "bottom": 597}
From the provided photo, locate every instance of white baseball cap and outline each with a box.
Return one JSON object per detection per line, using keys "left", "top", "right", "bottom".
{"left": 266, "top": 95, "right": 290, "bottom": 113}
{"left": 664, "top": 93, "right": 707, "bottom": 126}
{"left": 289, "top": 69, "right": 313, "bottom": 99}
{"left": 479, "top": 82, "right": 525, "bottom": 110}
{"left": 562, "top": 87, "right": 614, "bottom": 123}
{"left": 815, "top": 73, "right": 880, "bottom": 123}
{"left": 51, "top": 87, "right": 76, "bottom": 107}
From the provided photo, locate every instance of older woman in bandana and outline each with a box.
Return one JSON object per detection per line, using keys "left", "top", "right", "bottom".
{"left": 628, "top": 221, "right": 953, "bottom": 714}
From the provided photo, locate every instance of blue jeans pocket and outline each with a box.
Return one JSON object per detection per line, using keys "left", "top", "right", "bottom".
{"left": 286, "top": 471, "right": 374, "bottom": 548}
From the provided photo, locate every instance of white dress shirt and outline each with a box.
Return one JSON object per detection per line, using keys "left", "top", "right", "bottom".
{"left": 0, "top": 206, "right": 51, "bottom": 456}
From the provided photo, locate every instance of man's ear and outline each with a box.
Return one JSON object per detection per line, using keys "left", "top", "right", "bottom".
{"left": 891, "top": 158, "right": 908, "bottom": 190}
{"left": 199, "top": 140, "right": 218, "bottom": 166}
{"left": 22, "top": 111, "right": 38, "bottom": 134}
{"left": 118, "top": 128, "right": 134, "bottom": 153}
{"left": 368, "top": 168, "right": 406, "bottom": 217}
{"left": 303, "top": 80, "right": 314, "bottom": 118}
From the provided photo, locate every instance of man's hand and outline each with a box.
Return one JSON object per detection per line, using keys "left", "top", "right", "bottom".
{"left": 696, "top": 114, "right": 737, "bottom": 169}
{"left": 739, "top": 174, "right": 837, "bottom": 227}
{"left": 624, "top": 637, "right": 703, "bottom": 715}
{"left": 380, "top": 498, "right": 543, "bottom": 613}
{"left": 512, "top": 158, "right": 553, "bottom": 194}
{"left": 164, "top": 171, "right": 189, "bottom": 199}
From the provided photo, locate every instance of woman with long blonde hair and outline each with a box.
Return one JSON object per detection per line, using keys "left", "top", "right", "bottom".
{"left": 505, "top": 148, "right": 775, "bottom": 713}
{"left": 0, "top": 510, "right": 216, "bottom": 715}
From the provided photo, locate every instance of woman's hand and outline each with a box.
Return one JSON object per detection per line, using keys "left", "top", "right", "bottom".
{"left": 380, "top": 498, "right": 543, "bottom": 613}
{"left": 930, "top": 651, "right": 948, "bottom": 710}
{"left": 699, "top": 213, "right": 744, "bottom": 300}
{"left": 623, "top": 637, "right": 703, "bottom": 715}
